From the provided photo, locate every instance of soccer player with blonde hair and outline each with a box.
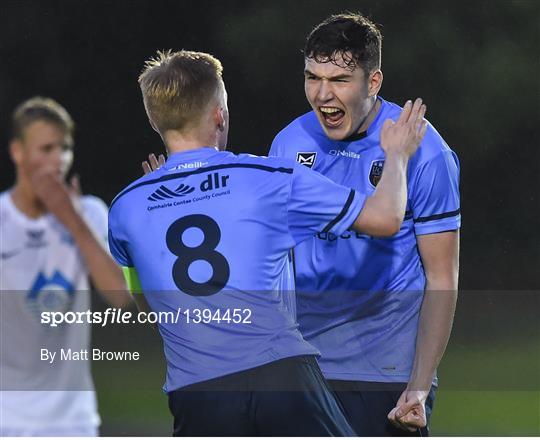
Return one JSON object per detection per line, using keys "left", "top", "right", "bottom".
{"left": 110, "top": 49, "right": 427, "bottom": 435}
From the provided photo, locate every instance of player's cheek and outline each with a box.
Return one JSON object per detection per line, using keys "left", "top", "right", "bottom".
{"left": 61, "top": 150, "right": 74, "bottom": 172}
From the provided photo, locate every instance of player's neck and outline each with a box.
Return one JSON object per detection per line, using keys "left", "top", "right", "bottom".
{"left": 162, "top": 129, "right": 218, "bottom": 155}
{"left": 356, "top": 96, "right": 381, "bottom": 134}
{"left": 10, "top": 178, "right": 46, "bottom": 219}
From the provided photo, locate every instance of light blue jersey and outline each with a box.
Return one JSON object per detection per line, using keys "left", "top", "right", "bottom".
{"left": 108, "top": 147, "right": 365, "bottom": 391}
{"left": 270, "top": 97, "right": 461, "bottom": 383}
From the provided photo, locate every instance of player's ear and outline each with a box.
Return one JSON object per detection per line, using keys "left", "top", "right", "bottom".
{"left": 9, "top": 138, "right": 23, "bottom": 166}
{"left": 148, "top": 117, "right": 159, "bottom": 133}
{"left": 368, "top": 69, "right": 383, "bottom": 97}
{"left": 214, "top": 105, "right": 226, "bottom": 132}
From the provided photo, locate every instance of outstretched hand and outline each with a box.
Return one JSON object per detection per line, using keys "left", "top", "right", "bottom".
{"left": 380, "top": 98, "right": 427, "bottom": 158}
{"left": 387, "top": 389, "right": 428, "bottom": 432}
{"left": 142, "top": 153, "right": 166, "bottom": 175}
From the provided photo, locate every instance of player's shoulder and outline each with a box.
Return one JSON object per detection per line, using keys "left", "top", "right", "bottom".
{"left": 0, "top": 190, "right": 10, "bottom": 212}
{"left": 110, "top": 171, "right": 158, "bottom": 212}
{"left": 272, "top": 111, "right": 325, "bottom": 148}
{"left": 231, "top": 151, "right": 298, "bottom": 172}
{"left": 80, "top": 194, "right": 108, "bottom": 215}
{"left": 378, "top": 98, "right": 403, "bottom": 120}
{"left": 381, "top": 97, "right": 457, "bottom": 164}
{"left": 79, "top": 195, "right": 109, "bottom": 236}
{"left": 412, "top": 121, "right": 457, "bottom": 170}
{"left": 0, "top": 190, "right": 12, "bottom": 225}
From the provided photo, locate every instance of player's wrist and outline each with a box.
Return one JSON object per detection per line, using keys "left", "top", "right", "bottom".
{"left": 384, "top": 150, "right": 410, "bottom": 165}
{"left": 60, "top": 209, "right": 88, "bottom": 236}
{"left": 406, "top": 377, "right": 433, "bottom": 394}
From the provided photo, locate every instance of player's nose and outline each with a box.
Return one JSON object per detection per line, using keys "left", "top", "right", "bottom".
{"left": 316, "top": 80, "right": 334, "bottom": 103}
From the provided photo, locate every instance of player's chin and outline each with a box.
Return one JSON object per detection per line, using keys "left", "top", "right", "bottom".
{"left": 317, "top": 115, "right": 350, "bottom": 140}
{"left": 322, "top": 123, "right": 352, "bottom": 141}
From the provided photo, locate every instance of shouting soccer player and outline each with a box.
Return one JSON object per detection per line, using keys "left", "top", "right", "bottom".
{"left": 109, "top": 49, "right": 427, "bottom": 436}
{"left": 0, "top": 97, "right": 130, "bottom": 436}
{"left": 270, "top": 13, "right": 460, "bottom": 436}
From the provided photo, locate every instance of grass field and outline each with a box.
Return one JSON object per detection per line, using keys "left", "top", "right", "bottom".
{"left": 94, "top": 338, "right": 539, "bottom": 436}
{"left": 430, "top": 340, "right": 539, "bottom": 436}
{"left": 431, "top": 391, "right": 539, "bottom": 436}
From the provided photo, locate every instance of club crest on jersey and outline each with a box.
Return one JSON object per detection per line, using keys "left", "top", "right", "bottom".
{"left": 369, "top": 159, "right": 385, "bottom": 187}
{"left": 296, "top": 152, "right": 317, "bottom": 169}
{"left": 26, "top": 229, "right": 47, "bottom": 248}
{"left": 27, "top": 271, "right": 75, "bottom": 318}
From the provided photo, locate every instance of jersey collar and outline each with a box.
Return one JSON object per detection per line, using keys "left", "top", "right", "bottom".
{"left": 164, "top": 147, "right": 222, "bottom": 169}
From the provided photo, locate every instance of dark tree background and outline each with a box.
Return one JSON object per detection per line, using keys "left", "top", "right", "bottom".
{"left": 2, "top": 0, "right": 538, "bottom": 291}
{"left": 1, "top": 0, "right": 538, "bottom": 435}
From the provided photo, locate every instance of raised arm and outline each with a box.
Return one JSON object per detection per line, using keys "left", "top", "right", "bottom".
{"left": 29, "top": 169, "right": 131, "bottom": 308}
{"left": 352, "top": 98, "right": 427, "bottom": 236}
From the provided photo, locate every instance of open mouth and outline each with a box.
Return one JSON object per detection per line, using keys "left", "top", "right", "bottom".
{"left": 319, "top": 106, "right": 345, "bottom": 127}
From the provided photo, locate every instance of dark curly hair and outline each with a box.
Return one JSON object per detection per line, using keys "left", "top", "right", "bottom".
{"left": 304, "top": 13, "right": 382, "bottom": 75}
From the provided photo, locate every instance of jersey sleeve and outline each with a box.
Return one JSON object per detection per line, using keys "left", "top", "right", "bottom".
{"left": 268, "top": 134, "right": 282, "bottom": 157}
{"left": 287, "top": 162, "right": 366, "bottom": 244}
{"left": 411, "top": 150, "right": 461, "bottom": 235}
{"left": 107, "top": 206, "right": 134, "bottom": 267}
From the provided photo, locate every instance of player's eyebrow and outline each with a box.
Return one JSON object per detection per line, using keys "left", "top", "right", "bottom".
{"left": 304, "top": 69, "right": 352, "bottom": 80}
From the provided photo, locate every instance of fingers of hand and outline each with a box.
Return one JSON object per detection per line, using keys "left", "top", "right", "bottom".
{"left": 400, "top": 410, "right": 425, "bottom": 427}
{"left": 407, "top": 98, "right": 423, "bottom": 123}
{"left": 397, "top": 100, "right": 413, "bottom": 124}
{"left": 148, "top": 153, "right": 160, "bottom": 170}
{"left": 418, "top": 119, "right": 428, "bottom": 138}
{"left": 32, "top": 169, "right": 60, "bottom": 189}
{"left": 395, "top": 398, "right": 421, "bottom": 419}
{"left": 387, "top": 406, "right": 398, "bottom": 421}
{"left": 387, "top": 407, "right": 402, "bottom": 429}
{"left": 70, "top": 174, "right": 81, "bottom": 196}
{"left": 382, "top": 118, "right": 395, "bottom": 131}
{"left": 158, "top": 154, "right": 166, "bottom": 167}
{"left": 418, "top": 103, "right": 427, "bottom": 122}
{"left": 388, "top": 406, "right": 401, "bottom": 428}
{"left": 142, "top": 161, "right": 152, "bottom": 175}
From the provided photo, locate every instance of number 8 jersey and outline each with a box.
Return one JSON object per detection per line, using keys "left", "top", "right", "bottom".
{"left": 108, "top": 147, "right": 365, "bottom": 391}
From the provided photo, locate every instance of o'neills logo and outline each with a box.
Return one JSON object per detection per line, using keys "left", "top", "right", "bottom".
{"left": 329, "top": 149, "right": 361, "bottom": 159}
{"left": 168, "top": 161, "right": 208, "bottom": 171}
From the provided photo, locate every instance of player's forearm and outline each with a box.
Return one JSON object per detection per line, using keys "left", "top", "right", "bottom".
{"left": 407, "top": 278, "right": 458, "bottom": 391}
{"left": 352, "top": 151, "right": 408, "bottom": 236}
{"left": 64, "top": 213, "right": 131, "bottom": 307}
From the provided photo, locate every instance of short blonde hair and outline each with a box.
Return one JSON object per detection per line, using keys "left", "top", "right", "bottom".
{"left": 138, "top": 49, "right": 224, "bottom": 134}
{"left": 12, "top": 96, "right": 74, "bottom": 146}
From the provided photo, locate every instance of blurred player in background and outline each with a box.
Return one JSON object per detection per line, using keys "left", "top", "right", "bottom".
{"left": 270, "top": 13, "right": 460, "bottom": 436}
{"left": 110, "top": 49, "right": 427, "bottom": 436}
{"left": 0, "top": 97, "right": 130, "bottom": 436}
